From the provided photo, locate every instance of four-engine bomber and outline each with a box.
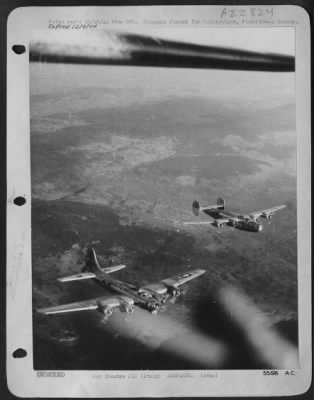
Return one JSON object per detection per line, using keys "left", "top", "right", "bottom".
{"left": 37, "top": 248, "right": 205, "bottom": 318}
{"left": 185, "top": 197, "right": 286, "bottom": 233}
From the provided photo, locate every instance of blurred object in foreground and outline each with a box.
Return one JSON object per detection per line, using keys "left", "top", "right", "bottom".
{"left": 93, "top": 284, "right": 298, "bottom": 369}
{"left": 192, "top": 285, "right": 299, "bottom": 369}
{"left": 30, "top": 30, "right": 295, "bottom": 72}
{"left": 103, "top": 306, "right": 229, "bottom": 369}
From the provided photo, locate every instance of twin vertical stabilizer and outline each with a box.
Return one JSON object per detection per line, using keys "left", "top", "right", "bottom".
{"left": 192, "top": 197, "right": 225, "bottom": 215}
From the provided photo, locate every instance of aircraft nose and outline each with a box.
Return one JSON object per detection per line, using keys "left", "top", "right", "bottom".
{"left": 258, "top": 224, "right": 263, "bottom": 232}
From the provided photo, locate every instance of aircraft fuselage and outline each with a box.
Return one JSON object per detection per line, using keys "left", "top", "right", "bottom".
{"left": 92, "top": 271, "right": 165, "bottom": 313}
{"left": 203, "top": 209, "right": 263, "bottom": 232}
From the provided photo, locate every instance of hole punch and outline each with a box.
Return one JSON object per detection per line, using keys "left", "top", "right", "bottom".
{"left": 14, "top": 196, "right": 26, "bottom": 206}
{"left": 13, "top": 348, "right": 27, "bottom": 358}
{"left": 12, "top": 45, "right": 26, "bottom": 55}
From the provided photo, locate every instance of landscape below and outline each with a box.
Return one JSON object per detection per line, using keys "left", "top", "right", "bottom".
{"left": 31, "top": 64, "right": 297, "bottom": 369}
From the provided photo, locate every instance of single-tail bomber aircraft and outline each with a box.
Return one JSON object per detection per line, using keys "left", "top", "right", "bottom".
{"left": 37, "top": 248, "right": 205, "bottom": 318}
{"left": 184, "top": 198, "right": 286, "bottom": 232}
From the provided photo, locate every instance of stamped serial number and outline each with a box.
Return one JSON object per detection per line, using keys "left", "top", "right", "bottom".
{"left": 220, "top": 8, "right": 274, "bottom": 18}
{"left": 263, "top": 370, "right": 278, "bottom": 376}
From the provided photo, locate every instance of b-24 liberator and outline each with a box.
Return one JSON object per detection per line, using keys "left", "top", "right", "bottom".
{"left": 37, "top": 248, "right": 205, "bottom": 318}
{"left": 184, "top": 198, "right": 286, "bottom": 233}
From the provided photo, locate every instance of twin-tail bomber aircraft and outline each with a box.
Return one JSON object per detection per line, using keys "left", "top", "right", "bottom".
{"left": 37, "top": 248, "right": 205, "bottom": 318}
{"left": 184, "top": 198, "right": 286, "bottom": 232}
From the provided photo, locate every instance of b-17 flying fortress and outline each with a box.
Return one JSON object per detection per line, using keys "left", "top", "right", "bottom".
{"left": 184, "top": 198, "right": 286, "bottom": 232}
{"left": 37, "top": 248, "right": 205, "bottom": 319}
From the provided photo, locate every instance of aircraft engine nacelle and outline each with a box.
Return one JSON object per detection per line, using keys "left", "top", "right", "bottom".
{"left": 147, "top": 301, "right": 160, "bottom": 314}
{"left": 160, "top": 295, "right": 167, "bottom": 304}
{"left": 213, "top": 220, "right": 224, "bottom": 228}
{"left": 98, "top": 304, "right": 113, "bottom": 317}
{"left": 119, "top": 303, "right": 135, "bottom": 314}
{"left": 229, "top": 219, "right": 238, "bottom": 227}
{"left": 249, "top": 215, "right": 260, "bottom": 222}
{"left": 168, "top": 286, "right": 181, "bottom": 297}
{"left": 261, "top": 213, "right": 272, "bottom": 221}
{"left": 118, "top": 296, "right": 135, "bottom": 314}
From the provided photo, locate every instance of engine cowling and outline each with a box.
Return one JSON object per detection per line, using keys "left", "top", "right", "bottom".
{"left": 160, "top": 295, "right": 167, "bottom": 304}
{"left": 120, "top": 303, "right": 135, "bottom": 314}
{"left": 98, "top": 305, "right": 113, "bottom": 316}
{"left": 168, "top": 287, "right": 181, "bottom": 297}
{"left": 146, "top": 301, "right": 159, "bottom": 314}
{"left": 229, "top": 219, "right": 238, "bottom": 227}
{"left": 261, "top": 213, "right": 272, "bottom": 221}
{"left": 213, "top": 220, "right": 223, "bottom": 228}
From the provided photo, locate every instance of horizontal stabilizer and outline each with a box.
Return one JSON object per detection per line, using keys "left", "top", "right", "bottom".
{"left": 200, "top": 205, "right": 219, "bottom": 211}
{"left": 58, "top": 264, "right": 126, "bottom": 282}
{"left": 102, "top": 264, "right": 126, "bottom": 274}
{"left": 58, "top": 272, "right": 96, "bottom": 282}
{"left": 192, "top": 200, "right": 219, "bottom": 216}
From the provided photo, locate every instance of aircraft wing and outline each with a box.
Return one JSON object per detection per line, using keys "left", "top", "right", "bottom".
{"left": 184, "top": 218, "right": 230, "bottom": 227}
{"left": 162, "top": 269, "right": 206, "bottom": 288}
{"left": 248, "top": 204, "right": 287, "bottom": 218}
{"left": 36, "top": 296, "right": 123, "bottom": 315}
{"left": 142, "top": 269, "right": 205, "bottom": 294}
{"left": 184, "top": 221, "right": 216, "bottom": 225}
{"left": 29, "top": 30, "right": 294, "bottom": 72}
{"left": 58, "top": 264, "right": 126, "bottom": 282}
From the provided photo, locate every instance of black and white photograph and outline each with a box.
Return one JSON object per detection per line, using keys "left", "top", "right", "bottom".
{"left": 30, "top": 25, "right": 298, "bottom": 370}
{"left": 6, "top": 5, "right": 311, "bottom": 398}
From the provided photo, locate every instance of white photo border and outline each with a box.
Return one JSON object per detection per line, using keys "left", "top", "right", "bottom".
{"left": 7, "top": 5, "right": 311, "bottom": 397}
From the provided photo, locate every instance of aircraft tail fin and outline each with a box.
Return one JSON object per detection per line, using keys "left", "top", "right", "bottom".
{"left": 84, "top": 247, "right": 102, "bottom": 273}
{"left": 193, "top": 199, "right": 223, "bottom": 214}
{"left": 193, "top": 198, "right": 225, "bottom": 214}
{"left": 217, "top": 197, "right": 225, "bottom": 210}
{"left": 192, "top": 200, "right": 200, "bottom": 216}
